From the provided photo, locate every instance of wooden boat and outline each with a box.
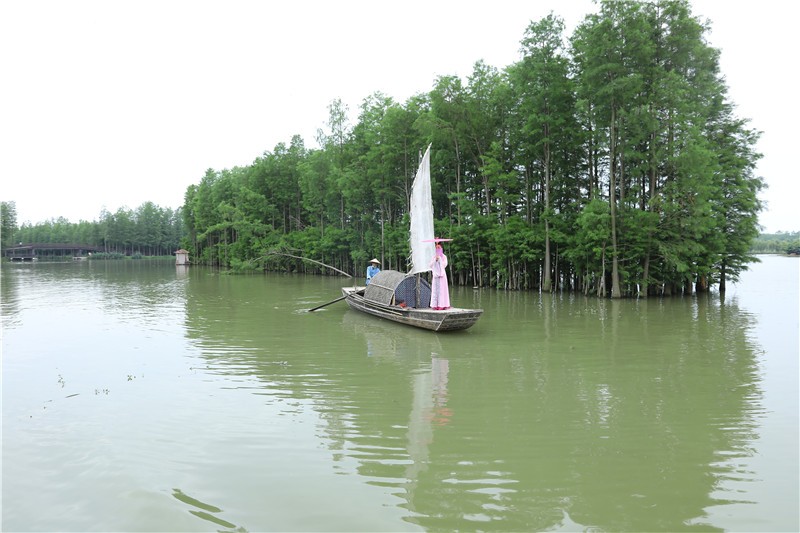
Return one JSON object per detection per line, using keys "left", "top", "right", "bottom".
{"left": 342, "top": 146, "right": 483, "bottom": 331}
{"left": 341, "top": 273, "right": 482, "bottom": 332}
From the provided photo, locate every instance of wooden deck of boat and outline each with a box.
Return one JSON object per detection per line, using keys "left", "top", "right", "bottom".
{"left": 341, "top": 287, "right": 482, "bottom": 332}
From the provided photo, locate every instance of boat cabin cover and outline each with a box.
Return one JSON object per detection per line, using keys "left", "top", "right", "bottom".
{"left": 365, "top": 270, "right": 432, "bottom": 309}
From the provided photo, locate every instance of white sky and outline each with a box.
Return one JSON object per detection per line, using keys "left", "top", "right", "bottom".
{"left": 1, "top": 0, "right": 796, "bottom": 233}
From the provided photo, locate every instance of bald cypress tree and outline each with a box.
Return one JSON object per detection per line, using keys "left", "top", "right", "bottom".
{"left": 572, "top": 0, "right": 656, "bottom": 297}
{"left": 570, "top": 0, "right": 761, "bottom": 296}
{"left": 1, "top": 201, "right": 17, "bottom": 252}
{"left": 510, "top": 14, "right": 580, "bottom": 292}
{"left": 704, "top": 101, "right": 764, "bottom": 292}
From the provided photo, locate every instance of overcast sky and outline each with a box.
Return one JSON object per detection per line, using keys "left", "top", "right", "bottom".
{"left": 1, "top": 0, "right": 796, "bottom": 233}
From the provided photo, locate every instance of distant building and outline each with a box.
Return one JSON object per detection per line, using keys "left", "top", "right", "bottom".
{"left": 175, "top": 249, "right": 190, "bottom": 266}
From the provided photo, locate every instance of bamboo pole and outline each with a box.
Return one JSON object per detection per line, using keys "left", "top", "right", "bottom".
{"left": 260, "top": 251, "right": 352, "bottom": 278}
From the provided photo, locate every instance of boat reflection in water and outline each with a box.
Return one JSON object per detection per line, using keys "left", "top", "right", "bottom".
{"left": 342, "top": 310, "right": 457, "bottom": 520}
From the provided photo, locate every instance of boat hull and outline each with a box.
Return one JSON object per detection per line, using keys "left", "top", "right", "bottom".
{"left": 342, "top": 287, "right": 482, "bottom": 332}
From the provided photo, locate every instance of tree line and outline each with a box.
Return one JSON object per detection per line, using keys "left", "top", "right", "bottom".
{"left": 751, "top": 232, "right": 800, "bottom": 255}
{"left": 182, "top": 0, "right": 765, "bottom": 296}
{"left": 1, "top": 201, "right": 183, "bottom": 257}
{"left": 1, "top": 1, "right": 767, "bottom": 296}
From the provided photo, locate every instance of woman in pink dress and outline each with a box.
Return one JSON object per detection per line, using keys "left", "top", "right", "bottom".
{"left": 429, "top": 243, "right": 450, "bottom": 310}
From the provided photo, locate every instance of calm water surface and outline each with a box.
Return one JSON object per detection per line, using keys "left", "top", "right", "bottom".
{"left": 2, "top": 256, "right": 798, "bottom": 532}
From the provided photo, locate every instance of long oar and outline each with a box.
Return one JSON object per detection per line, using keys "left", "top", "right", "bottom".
{"left": 308, "top": 294, "right": 348, "bottom": 312}
{"left": 308, "top": 288, "right": 364, "bottom": 312}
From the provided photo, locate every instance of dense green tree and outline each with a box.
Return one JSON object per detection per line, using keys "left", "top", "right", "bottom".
{"left": 11, "top": 203, "right": 182, "bottom": 256}
{"left": 511, "top": 13, "right": 581, "bottom": 292}
{"left": 172, "top": 0, "right": 767, "bottom": 295}
{"left": 572, "top": 0, "right": 655, "bottom": 297}
{"left": 751, "top": 232, "right": 800, "bottom": 254}
{"left": 1, "top": 201, "right": 18, "bottom": 251}
{"left": 705, "top": 105, "right": 764, "bottom": 291}
{"left": 5, "top": 0, "right": 767, "bottom": 284}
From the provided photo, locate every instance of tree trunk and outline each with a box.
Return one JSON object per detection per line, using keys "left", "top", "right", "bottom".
{"left": 609, "top": 106, "right": 621, "bottom": 298}
{"left": 543, "top": 133, "right": 552, "bottom": 293}
{"left": 454, "top": 135, "right": 462, "bottom": 223}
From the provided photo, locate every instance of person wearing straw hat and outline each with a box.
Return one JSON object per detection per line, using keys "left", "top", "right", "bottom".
{"left": 366, "top": 258, "right": 381, "bottom": 285}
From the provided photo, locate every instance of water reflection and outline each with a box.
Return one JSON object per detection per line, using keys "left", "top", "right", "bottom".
{"left": 171, "top": 489, "right": 239, "bottom": 530}
{"left": 181, "top": 270, "right": 767, "bottom": 531}
{"left": 3, "top": 260, "right": 790, "bottom": 531}
{"left": 1, "top": 263, "right": 27, "bottom": 329}
{"left": 1, "top": 259, "right": 187, "bottom": 330}
{"left": 341, "top": 309, "right": 442, "bottom": 359}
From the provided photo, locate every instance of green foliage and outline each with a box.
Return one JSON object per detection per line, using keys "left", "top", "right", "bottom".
{"left": 89, "top": 252, "right": 126, "bottom": 260}
{"left": 1, "top": 201, "right": 18, "bottom": 251}
{"left": 10, "top": 203, "right": 183, "bottom": 257}
{"left": 170, "top": 0, "right": 767, "bottom": 297}
{"left": 751, "top": 232, "right": 800, "bottom": 254}
{"left": 0, "top": 1, "right": 769, "bottom": 294}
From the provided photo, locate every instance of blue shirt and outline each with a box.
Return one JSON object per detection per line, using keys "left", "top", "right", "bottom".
{"left": 366, "top": 265, "right": 380, "bottom": 284}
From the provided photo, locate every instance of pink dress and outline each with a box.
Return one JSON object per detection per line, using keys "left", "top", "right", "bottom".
{"left": 429, "top": 252, "right": 450, "bottom": 310}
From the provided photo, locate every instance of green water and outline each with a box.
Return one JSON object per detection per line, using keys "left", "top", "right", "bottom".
{"left": 2, "top": 257, "right": 797, "bottom": 532}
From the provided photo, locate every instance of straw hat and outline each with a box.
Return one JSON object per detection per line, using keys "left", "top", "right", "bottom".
{"left": 369, "top": 258, "right": 381, "bottom": 265}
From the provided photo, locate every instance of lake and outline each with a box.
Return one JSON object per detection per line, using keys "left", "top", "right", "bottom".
{"left": 2, "top": 255, "right": 797, "bottom": 532}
